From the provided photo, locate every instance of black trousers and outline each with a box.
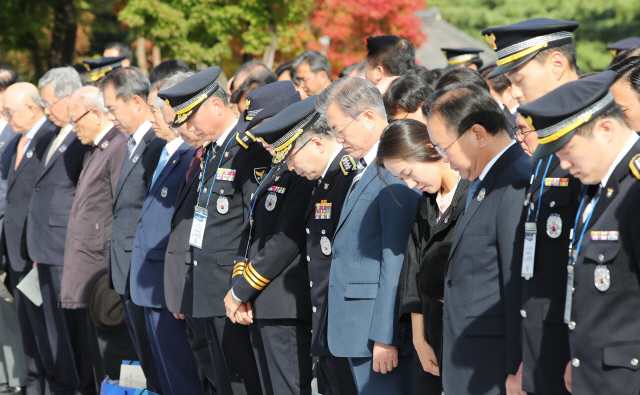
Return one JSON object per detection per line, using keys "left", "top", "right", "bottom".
{"left": 121, "top": 295, "right": 162, "bottom": 393}
{"left": 318, "top": 354, "right": 358, "bottom": 395}
{"left": 185, "top": 317, "right": 217, "bottom": 395}
{"left": 253, "top": 318, "right": 313, "bottom": 395}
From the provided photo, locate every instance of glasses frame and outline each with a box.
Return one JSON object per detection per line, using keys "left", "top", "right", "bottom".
{"left": 434, "top": 128, "right": 468, "bottom": 158}
{"left": 42, "top": 94, "right": 70, "bottom": 110}
{"left": 1, "top": 105, "right": 28, "bottom": 119}
{"left": 284, "top": 136, "right": 319, "bottom": 166}
{"left": 70, "top": 108, "right": 93, "bottom": 128}
{"left": 330, "top": 115, "right": 360, "bottom": 140}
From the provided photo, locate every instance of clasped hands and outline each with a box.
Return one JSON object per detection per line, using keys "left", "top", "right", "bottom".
{"left": 224, "top": 290, "right": 253, "bottom": 325}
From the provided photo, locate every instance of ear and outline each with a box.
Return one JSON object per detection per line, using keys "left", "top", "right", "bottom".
{"left": 313, "top": 137, "right": 326, "bottom": 153}
{"left": 595, "top": 118, "right": 616, "bottom": 143}
{"left": 470, "top": 123, "right": 489, "bottom": 148}
{"left": 376, "top": 65, "right": 386, "bottom": 81}
{"left": 468, "top": 64, "right": 478, "bottom": 71}
{"left": 549, "top": 51, "right": 568, "bottom": 81}
{"left": 362, "top": 109, "right": 377, "bottom": 124}
{"left": 503, "top": 86, "right": 513, "bottom": 102}
{"left": 130, "top": 95, "right": 145, "bottom": 111}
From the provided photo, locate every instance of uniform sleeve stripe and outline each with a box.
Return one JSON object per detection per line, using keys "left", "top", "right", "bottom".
{"left": 245, "top": 268, "right": 268, "bottom": 288}
{"left": 243, "top": 270, "right": 264, "bottom": 290}
{"left": 248, "top": 263, "right": 271, "bottom": 284}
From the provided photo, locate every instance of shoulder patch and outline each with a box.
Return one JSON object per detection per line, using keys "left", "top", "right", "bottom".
{"left": 630, "top": 154, "right": 640, "bottom": 179}
{"left": 236, "top": 131, "right": 257, "bottom": 149}
{"left": 339, "top": 155, "right": 356, "bottom": 176}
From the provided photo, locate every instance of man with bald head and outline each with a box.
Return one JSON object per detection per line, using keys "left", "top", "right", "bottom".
{"left": 1, "top": 82, "right": 57, "bottom": 395}
{"left": 60, "top": 86, "right": 132, "bottom": 382}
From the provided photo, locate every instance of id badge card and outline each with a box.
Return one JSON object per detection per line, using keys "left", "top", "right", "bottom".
{"left": 564, "top": 264, "right": 575, "bottom": 324}
{"left": 521, "top": 222, "right": 537, "bottom": 279}
{"left": 189, "top": 206, "right": 208, "bottom": 249}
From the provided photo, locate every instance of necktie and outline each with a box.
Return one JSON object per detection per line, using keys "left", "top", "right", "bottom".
{"left": 151, "top": 146, "right": 169, "bottom": 187}
{"left": 581, "top": 184, "right": 602, "bottom": 224}
{"left": 45, "top": 128, "right": 68, "bottom": 166}
{"left": 122, "top": 135, "right": 136, "bottom": 170}
{"left": 185, "top": 146, "right": 204, "bottom": 183}
{"left": 348, "top": 158, "right": 367, "bottom": 200}
{"left": 465, "top": 178, "right": 481, "bottom": 210}
{"left": 14, "top": 135, "right": 30, "bottom": 170}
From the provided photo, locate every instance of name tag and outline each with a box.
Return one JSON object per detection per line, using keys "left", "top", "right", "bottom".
{"left": 189, "top": 206, "right": 207, "bottom": 249}
{"left": 216, "top": 168, "right": 236, "bottom": 181}
{"left": 521, "top": 222, "right": 536, "bottom": 279}
{"left": 268, "top": 186, "right": 286, "bottom": 194}
{"left": 544, "top": 177, "right": 569, "bottom": 187}
{"left": 590, "top": 231, "right": 618, "bottom": 241}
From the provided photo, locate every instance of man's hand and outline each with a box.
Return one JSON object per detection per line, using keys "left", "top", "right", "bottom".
{"left": 224, "top": 290, "right": 242, "bottom": 323}
{"left": 505, "top": 372, "right": 525, "bottom": 395}
{"left": 173, "top": 313, "right": 185, "bottom": 320}
{"left": 414, "top": 336, "right": 439, "bottom": 376}
{"left": 564, "top": 361, "right": 572, "bottom": 393}
{"left": 372, "top": 341, "right": 398, "bottom": 374}
{"left": 516, "top": 362, "right": 523, "bottom": 388}
{"left": 235, "top": 301, "right": 254, "bottom": 325}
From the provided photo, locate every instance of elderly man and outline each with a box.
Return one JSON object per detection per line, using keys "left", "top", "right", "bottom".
{"left": 59, "top": 86, "right": 135, "bottom": 383}
{"left": 424, "top": 83, "right": 531, "bottom": 395}
{"left": 315, "top": 78, "right": 421, "bottom": 394}
{"left": 1, "top": 82, "right": 57, "bottom": 395}
{"left": 128, "top": 73, "right": 202, "bottom": 395}
{"left": 292, "top": 51, "right": 332, "bottom": 96}
{"left": 102, "top": 68, "right": 165, "bottom": 393}
{"left": 26, "top": 67, "right": 94, "bottom": 394}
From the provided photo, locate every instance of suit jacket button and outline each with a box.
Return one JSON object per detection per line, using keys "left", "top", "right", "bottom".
{"left": 447, "top": 280, "right": 453, "bottom": 287}
{"left": 194, "top": 260, "right": 198, "bottom": 267}
{"left": 312, "top": 306, "right": 316, "bottom": 313}
{"left": 307, "top": 255, "right": 310, "bottom": 262}
{"left": 35, "top": 187, "right": 39, "bottom": 191}
{"left": 520, "top": 309, "right": 527, "bottom": 318}
{"left": 138, "top": 222, "right": 142, "bottom": 228}
{"left": 332, "top": 253, "right": 337, "bottom": 259}
{"left": 568, "top": 321, "right": 576, "bottom": 330}
{"left": 572, "top": 358, "right": 580, "bottom": 367}
{"left": 306, "top": 228, "right": 310, "bottom": 234}
{"left": 171, "top": 222, "right": 175, "bottom": 228}
{"left": 631, "top": 358, "right": 639, "bottom": 367}
{"left": 310, "top": 281, "right": 313, "bottom": 288}
{"left": 113, "top": 214, "right": 117, "bottom": 219}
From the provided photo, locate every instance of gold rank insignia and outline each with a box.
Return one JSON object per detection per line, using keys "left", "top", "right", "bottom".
{"left": 254, "top": 168, "right": 266, "bottom": 183}
{"left": 606, "top": 188, "right": 614, "bottom": 198}
{"left": 523, "top": 115, "right": 535, "bottom": 131}
{"left": 162, "top": 97, "right": 171, "bottom": 106}
{"left": 484, "top": 33, "right": 497, "bottom": 50}
{"left": 630, "top": 154, "right": 640, "bottom": 179}
{"left": 245, "top": 98, "right": 251, "bottom": 110}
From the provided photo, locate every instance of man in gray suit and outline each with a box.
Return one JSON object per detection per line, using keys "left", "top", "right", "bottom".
{"left": 316, "top": 77, "right": 421, "bottom": 394}
{"left": 425, "top": 83, "right": 531, "bottom": 395}
{"left": 102, "top": 68, "right": 164, "bottom": 393}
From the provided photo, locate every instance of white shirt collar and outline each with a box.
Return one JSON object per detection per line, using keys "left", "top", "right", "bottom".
{"left": 94, "top": 123, "right": 114, "bottom": 145}
{"left": 25, "top": 116, "right": 47, "bottom": 140}
{"left": 362, "top": 140, "right": 380, "bottom": 168}
{"left": 321, "top": 146, "right": 343, "bottom": 178}
{"left": 59, "top": 124, "right": 73, "bottom": 138}
{"left": 131, "top": 120, "right": 152, "bottom": 145}
{"left": 479, "top": 140, "right": 516, "bottom": 181}
{"left": 215, "top": 118, "right": 238, "bottom": 147}
{"left": 165, "top": 136, "right": 184, "bottom": 157}
{"left": 0, "top": 119, "right": 8, "bottom": 132}
{"left": 600, "top": 132, "right": 639, "bottom": 188}
{"left": 510, "top": 104, "right": 519, "bottom": 115}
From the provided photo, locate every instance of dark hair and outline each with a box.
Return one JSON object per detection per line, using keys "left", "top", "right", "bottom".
{"left": 275, "top": 61, "right": 294, "bottom": 79}
{"left": 295, "top": 116, "right": 333, "bottom": 147}
{"left": 100, "top": 67, "right": 150, "bottom": 102}
{"left": 431, "top": 68, "right": 445, "bottom": 79}
{"left": 609, "top": 55, "right": 640, "bottom": 98}
{"left": 480, "top": 65, "right": 512, "bottom": 95}
{"left": 456, "top": 57, "right": 484, "bottom": 70}
{"left": 376, "top": 119, "right": 441, "bottom": 168}
{"left": 339, "top": 61, "right": 365, "bottom": 78}
{"left": 366, "top": 35, "right": 415, "bottom": 77}
{"left": 610, "top": 45, "right": 640, "bottom": 67}
{"left": 577, "top": 104, "right": 626, "bottom": 138}
{"left": 232, "top": 61, "right": 275, "bottom": 91}
{"left": 383, "top": 73, "right": 433, "bottom": 116}
{"left": 534, "top": 43, "right": 579, "bottom": 73}
{"left": 412, "top": 65, "right": 438, "bottom": 89}
{"left": 292, "top": 50, "right": 332, "bottom": 81}
{"left": 105, "top": 42, "right": 133, "bottom": 61}
{"left": 0, "top": 67, "right": 19, "bottom": 91}
{"left": 149, "top": 59, "right": 190, "bottom": 85}
{"left": 230, "top": 74, "right": 277, "bottom": 104}
{"left": 418, "top": 243, "right": 451, "bottom": 306}
{"left": 425, "top": 82, "right": 508, "bottom": 137}
{"left": 435, "top": 68, "right": 490, "bottom": 92}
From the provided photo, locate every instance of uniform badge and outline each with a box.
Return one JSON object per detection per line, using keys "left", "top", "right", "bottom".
{"left": 225, "top": 151, "right": 229, "bottom": 157}
{"left": 275, "top": 176, "right": 281, "bottom": 181}
{"left": 546, "top": 214, "right": 562, "bottom": 238}
{"left": 265, "top": 192, "right": 277, "bottom": 211}
{"left": 324, "top": 183, "right": 329, "bottom": 190}
{"left": 477, "top": 188, "right": 486, "bottom": 202}
{"left": 606, "top": 188, "right": 614, "bottom": 198}
{"left": 443, "top": 215, "right": 450, "bottom": 224}
{"left": 544, "top": 178, "right": 569, "bottom": 187}
{"left": 217, "top": 196, "right": 229, "bottom": 214}
{"left": 484, "top": 32, "right": 497, "bottom": 50}
{"left": 161, "top": 187, "right": 168, "bottom": 198}
{"left": 594, "top": 265, "right": 610, "bottom": 292}
{"left": 58, "top": 144, "right": 67, "bottom": 153}
{"left": 590, "top": 231, "right": 619, "bottom": 241}
{"left": 254, "top": 168, "right": 266, "bottom": 183}
{"left": 215, "top": 168, "right": 236, "bottom": 181}
{"left": 26, "top": 150, "right": 33, "bottom": 159}
{"left": 132, "top": 154, "right": 140, "bottom": 163}
{"left": 630, "top": 154, "right": 640, "bottom": 179}
{"left": 0, "top": 141, "right": 5, "bottom": 149}
{"left": 315, "top": 200, "right": 332, "bottom": 219}
{"left": 268, "top": 186, "right": 286, "bottom": 194}
{"left": 339, "top": 155, "right": 356, "bottom": 175}
{"left": 320, "top": 236, "right": 332, "bottom": 256}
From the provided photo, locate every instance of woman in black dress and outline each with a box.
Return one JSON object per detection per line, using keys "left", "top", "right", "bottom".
{"left": 376, "top": 119, "right": 470, "bottom": 395}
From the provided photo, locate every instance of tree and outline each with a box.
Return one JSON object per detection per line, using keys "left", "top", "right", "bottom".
{"left": 308, "top": 0, "right": 427, "bottom": 76}
{"left": 429, "top": 0, "right": 640, "bottom": 72}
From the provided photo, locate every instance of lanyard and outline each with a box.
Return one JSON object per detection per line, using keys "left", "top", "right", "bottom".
{"left": 196, "top": 132, "right": 237, "bottom": 208}
{"left": 525, "top": 155, "right": 553, "bottom": 222}
{"left": 243, "top": 166, "right": 276, "bottom": 262}
{"left": 570, "top": 185, "right": 602, "bottom": 264}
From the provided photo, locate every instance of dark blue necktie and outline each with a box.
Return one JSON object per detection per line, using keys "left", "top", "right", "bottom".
{"left": 465, "top": 178, "right": 481, "bottom": 210}
{"left": 122, "top": 135, "right": 136, "bottom": 171}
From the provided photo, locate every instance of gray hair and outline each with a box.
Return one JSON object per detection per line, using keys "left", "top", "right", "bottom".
{"left": 155, "top": 71, "right": 195, "bottom": 108}
{"left": 100, "top": 67, "right": 150, "bottom": 102}
{"left": 295, "top": 116, "right": 335, "bottom": 147}
{"left": 315, "top": 77, "right": 386, "bottom": 119}
{"left": 38, "top": 67, "right": 82, "bottom": 99}
{"left": 79, "top": 89, "right": 109, "bottom": 115}
{"left": 292, "top": 51, "right": 331, "bottom": 81}
{"left": 208, "top": 85, "right": 229, "bottom": 107}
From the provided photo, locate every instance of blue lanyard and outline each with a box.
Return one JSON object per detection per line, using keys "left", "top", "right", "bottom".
{"left": 526, "top": 155, "right": 553, "bottom": 222}
{"left": 196, "top": 132, "right": 238, "bottom": 208}
{"left": 570, "top": 185, "right": 602, "bottom": 264}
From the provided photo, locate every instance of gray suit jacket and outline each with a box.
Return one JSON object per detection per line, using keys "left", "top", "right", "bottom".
{"left": 0, "top": 123, "right": 18, "bottom": 235}
{"left": 109, "top": 128, "right": 164, "bottom": 295}
{"left": 441, "top": 143, "right": 531, "bottom": 395}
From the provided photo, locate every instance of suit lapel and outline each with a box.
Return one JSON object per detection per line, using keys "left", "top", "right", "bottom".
{"left": 142, "top": 142, "right": 190, "bottom": 217}
{"left": 334, "top": 165, "right": 376, "bottom": 236}
{"left": 8, "top": 120, "right": 54, "bottom": 190}
{"left": 37, "top": 131, "right": 77, "bottom": 181}
{"left": 114, "top": 128, "right": 155, "bottom": 205}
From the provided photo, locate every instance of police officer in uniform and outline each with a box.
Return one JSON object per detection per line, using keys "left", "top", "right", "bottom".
{"left": 224, "top": 97, "right": 317, "bottom": 395}
{"left": 519, "top": 70, "right": 640, "bottom": 395}
{"left": 284, "top": 109, "right": 358, "bottom": 395}
{"left": 440, "top": 47, "right": 484, "bottom": 70}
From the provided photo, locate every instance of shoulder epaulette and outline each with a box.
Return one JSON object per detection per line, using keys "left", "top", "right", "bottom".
{"left": 236, "top": 131, "right": 257, "bottom": 149}
{"left": 339, "top": 155, "right": 356, "bottom": 176}
{"left": 629, "top": 154, "right": 640, "bottom": 180}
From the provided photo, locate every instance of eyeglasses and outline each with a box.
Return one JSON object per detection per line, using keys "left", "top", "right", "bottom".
{"left": 42, "top": 94, "right": 69, "bottom": 110}
{"left": 70, "top": 109, "right": 93, "bottom": 128}
{"left": 434, "top": 128, "right": 468, "bottom": 158}
{"left": 330, "top": 116, "right": 358, "bottom": 140}
{"left": 285, "top": 137, "right": 317, "bottom": 165}
{"left": 297, "top": 72, "right": 318, "bottom": 84}
{"left": 513, "top": 125, "right": 534, "bottom": 141}
{"left": 1, "top": 105, "right": 27, "bottom": 119}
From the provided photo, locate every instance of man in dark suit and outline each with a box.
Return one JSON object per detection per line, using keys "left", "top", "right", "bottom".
{"left": 26, "top": 67, "right": 94, "bottom": 395}
{"left": 425, "top": 83, "right": 531, "bottom": 395}
{"left": 1, "top": 82, "right": 57, "bottom": 395}
{"left": 285, "top": 116, "right": 358, "bottom": 395}
{"left": 315, "top": 79, "right": 421, "bottom": 395}
{"left": 128, "top": 74, "right": 201, "bottom": 395}
{"left": 60, "top": 86, "right": 134, "bottom": 384}
{"left": 102, "top": 68, "right": 165, "bottom": 393}
{"left": 224, "top": 97, "right": 316, "bottom": 395}
{"left": 521, "top": 71, "right": 640, "bottom": 395}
